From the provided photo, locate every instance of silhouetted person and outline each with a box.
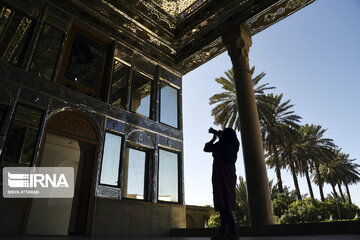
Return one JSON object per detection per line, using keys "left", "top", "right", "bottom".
{"left": 204, "top": 127, "right": 239, "bottom": 240}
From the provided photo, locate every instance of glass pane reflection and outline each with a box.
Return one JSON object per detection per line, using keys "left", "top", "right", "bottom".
{"left": 2, "top": 104, "right": 42, "bottom": 166}
{"left": 123, "top": 148, "right": 146, "bottom": 200}
{"left": 65, "top": 32, "right": 105, "bottom": 90}
{"left": 30, "top": 24, "right": 64, "bottom": 81}
{"left": 0, "top": 7, "right": 12, "bottom": 36}
{"left": 158, "top": 149, "right": 178, "bottom": 202}
{"left": 160, "top": 83, "right": 178, "bottom": 128}
{"left": 0, "top": 6, "right": 33, "bottom": 66}
{"left": 100, "top": 132, "right": 122, "bottom": 186}
{"left": 110, "top": 60, "right": 129, "bottom": 108}
{"left": 130, "top": 72, "right": 151, "bottom": 117}
{"left": 0, "top": 108, "right": 5, "bottom": 126}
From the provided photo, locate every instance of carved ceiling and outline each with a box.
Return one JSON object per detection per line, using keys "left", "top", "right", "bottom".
{"left": 56, "top": 0, "right": 315, "bottom": 74}
{"left": 146, "top": 0, "right": 205, "bottom": 18}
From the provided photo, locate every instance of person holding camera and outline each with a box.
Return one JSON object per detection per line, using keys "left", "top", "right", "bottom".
{"left": 204, "top": 127, "right": 240, "bottom": 240}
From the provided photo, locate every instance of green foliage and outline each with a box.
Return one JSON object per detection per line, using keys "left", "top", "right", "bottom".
{"left": 209, "top": 67, "right": 275, "bottom": 131}
{"left": 207, "top": 176, "right": 360, "bottom": 227}
{"left": 207, "top": 212, "right": 220, "bottom": 228}
{"left": 272, "top": 195, "right": 292, "bottom": 219}
{"left": 279, "top": 198, "right": 326, "bottom": 224}
{"left": 234, "top": 176, "right": 249, "bottom": 226}
{"left": 278, "top": 198, "right": 360, "bottom": 224}
{"left": 270, "top": 181, "right": 298, "bottom": 220}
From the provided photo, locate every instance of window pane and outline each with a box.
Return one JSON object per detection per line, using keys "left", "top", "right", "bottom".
{"left": 0, "top": 7, "right": 12, "bottom": 35}
{"left": 2, "top": 105, "right": 42, "bottom": 166}
{"left": 110, "top": 60, "right": 129, "bottom": 108}
{"left": 0, "top": 108, "right": 5, "bottom": 127}
{"left": 0, "top": 8, "right": 33, "bottom": 66}
{"left": 100, "top": 132, "right": 122, "bottom": 186}
{"left": 158, "top": 149, "right": 178, "bottom": 202}
{"left": 123, "top": 148, "right": 146, "bottom": 200}
{"left": 130, "top": 72, "right": 151, "bottom": 117}
{"left": 30, "top": 24, "right": 64, "bottom": 81}
{"left": 65, "top": 32, "right": 105, "bottom": 90}
{"left": 160, "top": 83, "right": 178, "bottom": 128}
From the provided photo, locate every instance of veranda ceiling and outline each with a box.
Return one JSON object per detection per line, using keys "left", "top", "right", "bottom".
{"left": 56, "top": 0, "right": 315, "bottom": 74}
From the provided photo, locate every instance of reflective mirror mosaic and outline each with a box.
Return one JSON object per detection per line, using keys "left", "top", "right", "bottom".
{"left": 130, "top": 72, "right": 152, "bottom": 117}
{"left": 110, "top": 60, "right": 129, "bottom": 109}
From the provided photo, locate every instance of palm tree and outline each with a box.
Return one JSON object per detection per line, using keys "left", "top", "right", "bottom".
{"left": 318, "top": 148, "right": 359, "bottom": 202}
{"left": 291, "top": 125, "right": 315, "bottom": 199}
{"left": 318, "top": 148, "right": 341, "bottom": 199}
{"left": 209, "top": 67, "right": 275, "bottom": 131}
{"left": 337, "top": 152, "right": 360, "bottom": 204}
{"left": 278, "top": 126, "right": 304, "bottom": 200}
{"left": 299, "top": 124, "right": 335, "bottom": 201}
{"left": 263, "top": 94, "right": 301, "bottom": 193}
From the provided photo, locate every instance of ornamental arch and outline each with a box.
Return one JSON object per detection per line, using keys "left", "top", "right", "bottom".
{"left": 24, "top": 109, "right": 99, "bottom": 236}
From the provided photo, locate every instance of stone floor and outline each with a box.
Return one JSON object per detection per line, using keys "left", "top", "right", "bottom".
{"left": 0, "top": 236, "right": 359, "bottom": 240}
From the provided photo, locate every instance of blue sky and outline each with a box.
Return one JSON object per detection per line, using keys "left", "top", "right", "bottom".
{"left": 183, "top": 0, "right": 360, "bottom": 208}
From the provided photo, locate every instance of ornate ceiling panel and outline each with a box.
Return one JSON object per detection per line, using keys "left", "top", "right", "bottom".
{"left": 54, "top": 0, "right": 315, "bottom": 74}
{"left": 244, "top": 0, "right": 314, "bottom": 35}
{"left": 147, "top": 0, "right": 205, "bottom": 18}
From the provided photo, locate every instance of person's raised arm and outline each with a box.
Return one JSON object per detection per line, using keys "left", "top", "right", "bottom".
{"left": 203, "top": 134, "right": 217, "bottom": 152}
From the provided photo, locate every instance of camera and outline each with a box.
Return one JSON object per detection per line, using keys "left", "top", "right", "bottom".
{"left": 209, "top": 127, "right": 223, "bottom": 137}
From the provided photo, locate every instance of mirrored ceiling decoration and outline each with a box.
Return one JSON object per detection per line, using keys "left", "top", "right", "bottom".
{"left": 70, "top": 0, "right": 315, "bottom": 75}
{"left": 147, "top": 0, "right": 206, "bottom": 19}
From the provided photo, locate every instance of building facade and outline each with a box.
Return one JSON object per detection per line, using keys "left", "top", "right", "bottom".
{"left": 0, "top": 0, "right": 185, "bottom": 237}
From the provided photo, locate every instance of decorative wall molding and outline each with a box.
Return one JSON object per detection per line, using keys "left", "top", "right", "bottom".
{"left": 181, "top": 37, "right": 226, "bottom": 73}
{"left": 47, "top": 110, "right": 98, "bottom": 143}
{"left": 244, "top": 0, "right": 315, "bottom": 35}
{"left": 126, "top": 129, "right": 154, "bottom": 149}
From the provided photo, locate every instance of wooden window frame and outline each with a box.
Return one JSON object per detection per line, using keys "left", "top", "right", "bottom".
{"left": 122, "top": 145, "right": 150, "bottom": 201}
{"left": 159, "top": 80, "right": 180, "bottom": 129}
{"left": 157, "top": 148, "right": 180, "bottom": 204}
{"left": 129, "top": 70, "right": 153, "bottom": 118}
{"left": 0, "top": 103, "right": 43, "bottom": 166}
{"left": 57, "top": 23, "right": 110, "bottom": 100}
{"left": 99, "top": 131, "right": 124, "bottom": 188}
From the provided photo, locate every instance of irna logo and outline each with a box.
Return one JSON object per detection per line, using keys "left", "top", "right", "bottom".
{"left": 8, "top": 172, "right": 69, "bottom": 188}
{"left": 3, "top": 167, "right": 74, "bottom": 198}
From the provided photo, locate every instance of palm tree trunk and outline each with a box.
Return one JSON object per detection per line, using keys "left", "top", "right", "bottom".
{"left": 337, "top": 183, "right": 345, "bottom": 202}
{"left": 304, "top": 165, "right": 314, "bottom": 199}
{"left": 345, "top": 183, "right": 352, "bottom": 204}
{"left": 290, "top": 160, "right": 301, "bottom": 200}
{"left": 273, "top": 146, "right": 284, "bottom": 193}
{"left": 315, "top": 161, "right": 325, "bottom": 201}
{"left": 331, "top": 183, "right": 338, "bottom": 199}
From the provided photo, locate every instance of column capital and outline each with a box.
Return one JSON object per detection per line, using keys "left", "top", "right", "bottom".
{"left": 222, "top": 25, "right": 252, "bottom": 70}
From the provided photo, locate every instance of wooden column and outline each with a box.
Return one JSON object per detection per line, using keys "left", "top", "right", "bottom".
{"left": 222, "top": 25, "right": 274, "bottom": 227}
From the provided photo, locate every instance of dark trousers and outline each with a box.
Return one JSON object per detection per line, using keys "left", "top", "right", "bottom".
{"left": 219, "top": 209, "right": 237, "bottom": 234}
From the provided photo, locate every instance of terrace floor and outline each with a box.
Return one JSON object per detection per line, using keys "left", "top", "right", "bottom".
{"left": 0, "top": 236, "right": 359, "bottom": 240}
